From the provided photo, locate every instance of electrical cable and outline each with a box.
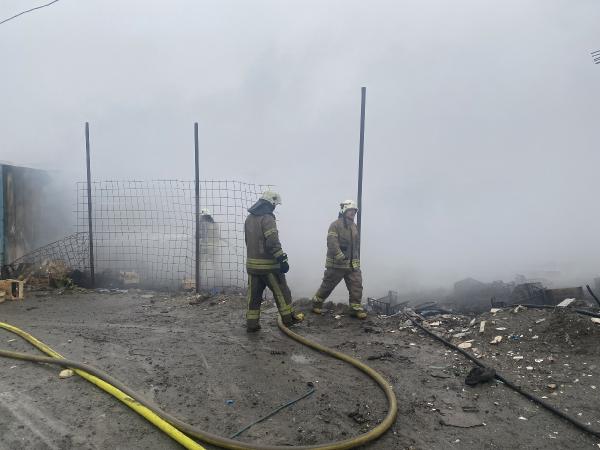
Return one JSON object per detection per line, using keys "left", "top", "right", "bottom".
{"left": 0, "top": 0, "right": 61, "bottom": 26}
{"left": 230, "top": 385, "right": 316, "bottom": 439}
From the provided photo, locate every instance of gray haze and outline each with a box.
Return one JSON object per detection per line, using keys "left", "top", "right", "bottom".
{"left": 2, "top": 0, "right": 599, "bottom": 298}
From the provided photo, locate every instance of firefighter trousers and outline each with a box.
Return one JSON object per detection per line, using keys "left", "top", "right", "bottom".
{"left": 246, "top": 273, "right": 294, "bottom": 326}
{"left": 313, "top": 268, "right": 363, "bottom": 309}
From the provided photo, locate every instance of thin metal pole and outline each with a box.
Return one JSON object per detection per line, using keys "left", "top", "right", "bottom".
{"left": 356, "top": 87, "right": 367, "bottom": 240}
{"left": 85, "top": 122, "right": 95, "bottom": 287}
{"left": 194, "top": 122, "right": 200, "bottom": 293}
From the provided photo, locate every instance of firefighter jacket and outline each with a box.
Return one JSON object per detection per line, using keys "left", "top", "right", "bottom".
{"left": 245, "top": 212, "right": 285, "bottom": 274}
{"left": 325, "top": 217, "right": 360, "bottom": 269}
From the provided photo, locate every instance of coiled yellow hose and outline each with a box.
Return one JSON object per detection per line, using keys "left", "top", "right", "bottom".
{"left": 0, "top": 317, "right": 397, "bottom": 449}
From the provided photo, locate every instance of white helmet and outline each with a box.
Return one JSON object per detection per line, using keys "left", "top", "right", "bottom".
{"left": 261, "top": 190, "right": 282, "bottom": 206}
{"left": 340, "top": 199, "right": 358, "bottom": 215}
{"left": 200, "top": 208, "right": 212, "bottom": 216}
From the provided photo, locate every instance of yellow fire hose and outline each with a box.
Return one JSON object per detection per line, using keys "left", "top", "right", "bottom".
{"left": 0, "top": 318, "right": 397, "bottom": 450}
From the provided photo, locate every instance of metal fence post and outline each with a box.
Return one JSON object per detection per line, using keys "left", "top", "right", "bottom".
{"left": 194, "top": 123, "right": 200, "bottom": 294}
{"left": 357, "top": 87, "right": 367, "bottom": 242}
{"left": 85, "top": 122, "right": 95, "bottom": 287}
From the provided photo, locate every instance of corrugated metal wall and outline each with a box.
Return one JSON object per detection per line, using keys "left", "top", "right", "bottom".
{"left": 1, "top": 164, "right": 48, "bottom": 266}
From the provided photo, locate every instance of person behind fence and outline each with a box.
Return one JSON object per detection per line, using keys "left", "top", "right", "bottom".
{"left": 199, "top": 208, "right": 223, "bottom": 288}
{"left": 244, "top": 190, "right": 304, "bottom": 332}
{"left": 311, "top": 199, "right": 367, "bottom": 319}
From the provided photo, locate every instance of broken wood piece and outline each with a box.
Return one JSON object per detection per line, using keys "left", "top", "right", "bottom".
{"left": 556, "top": 298, "right": 575, "bottom": 307}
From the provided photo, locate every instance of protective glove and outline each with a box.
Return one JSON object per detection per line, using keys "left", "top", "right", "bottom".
{"left": 277, "top": 254, "right": 290, "bottom": 274}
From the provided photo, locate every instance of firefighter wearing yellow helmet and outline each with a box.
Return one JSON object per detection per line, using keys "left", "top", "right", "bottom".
{"left": 311, "top": 200, "right": 367, "bottom": 319}
{"left": 244, "top": 190, "right": 304, "bottom": 331}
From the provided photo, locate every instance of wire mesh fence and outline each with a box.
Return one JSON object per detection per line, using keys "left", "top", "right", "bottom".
{"left": 3, "top": 179, "right": 271, "bottom": 290}
{"left": 2, "top": 232, "right": 89, "bottom": 281}
{"left": 75, "top": 180, "right": 270, "bottom": 290}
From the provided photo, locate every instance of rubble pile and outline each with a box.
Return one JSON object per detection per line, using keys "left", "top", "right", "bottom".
{"left": 416, "top": 304, "right": 600, "bottom": 428}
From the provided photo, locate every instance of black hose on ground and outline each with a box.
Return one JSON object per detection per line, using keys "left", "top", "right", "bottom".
{"left": 586, "top": 285, "right": 600, "bottom": 308}
{"left": 403, "top": 314, "right": 600, "bottom": 440}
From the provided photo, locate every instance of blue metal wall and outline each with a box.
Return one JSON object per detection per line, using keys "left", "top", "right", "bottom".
{"left": 0, "top": 165, "right": 4, "bottom": 266}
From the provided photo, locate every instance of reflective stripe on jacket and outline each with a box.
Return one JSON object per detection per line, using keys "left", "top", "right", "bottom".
{"left": 324, "top": 217, "right": 360, "bottom": 269}
{"left": 245, "top": 213, "right": 284, "bottom": 274}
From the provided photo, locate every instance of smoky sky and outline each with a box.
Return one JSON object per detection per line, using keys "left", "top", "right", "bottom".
{"left": 1, "top": 0, "right": 599, "bottom": 298}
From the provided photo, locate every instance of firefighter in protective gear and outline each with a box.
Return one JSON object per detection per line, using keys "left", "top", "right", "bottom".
{"left": 244, "top": 191, "right": 304, "bottom": 332}
{"left": 199, "top": 208, "right": 223, "bottom": 287}
{"left": 311, "top": 200, "right": 367, "bottom": 319}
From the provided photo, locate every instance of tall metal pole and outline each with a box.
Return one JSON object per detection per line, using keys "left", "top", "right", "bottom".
{"left": 356, "top": 87, "right": 367, "bottom": 240}
{"left": 85, "top": 122, "right": 95, "bottom": 287}
{"left": 194, "top": 122, "right": 200, "bottom": 294}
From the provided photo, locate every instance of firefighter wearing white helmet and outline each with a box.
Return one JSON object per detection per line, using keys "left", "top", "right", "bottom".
{"left": 311, "top": 199, "right": 366, "bottom": 319}
{"left": 198, "top": 208, "right": 222, "bottom": 286}
{"left": 244, "top": 190, "right": 304, "bottom": 331}
{"left": 260, "top": 190, "right": 282, "bottom": 206}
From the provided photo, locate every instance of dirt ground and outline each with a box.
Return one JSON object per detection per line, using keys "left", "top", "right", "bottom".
{"left": 0, "top": 289, "right": 599, "bottom": 450}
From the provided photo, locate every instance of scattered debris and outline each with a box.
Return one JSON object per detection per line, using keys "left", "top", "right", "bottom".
{"left": 465, "top": 366, "right": 496, "bottom": 386}
{"left": 59, "top": 369, "right": 74, "bottom": 379}
{"left": 591, "top": 318, "right": 600, "bottom": 325}
{"left": 429, "top": 369, "right": 452, "bottom": 379}
{"left": 490, "top": 336, "right": 503, "bottom": 344}
{"left": 367, "top": 352, "right": 393, "bottom": 361}
{"left": 479, "top": 321, "right": 486, "bottom": 333}
{"left": 453, "top": 332, "right": 470, "bottom": 339}
{"left": 458, "top": 341, "right": 472, "bottom": 349}
{"left": 439, "top": 410, "right": 484, "bottom": 428}
{"left": 347, "top": 405, "right": 371, "bottom": 424}
{"left": 557, "top": 298, "right": 576, "bottom": 308}
{"left": 535, "top": 318, "right": 546, "bottom": 324}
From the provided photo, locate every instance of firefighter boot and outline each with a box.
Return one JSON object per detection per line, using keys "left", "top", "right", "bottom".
{"left": 349, "top": 303, "right": 367, "bottom": 319}
{"left": 312, "top": 296, "right": 324, "bottom": 314}
{"left": 282, "top": 310, "right": 304, "bottom": 326}
{"left": 246, "top": 318, "right": 261, "bottom": 332}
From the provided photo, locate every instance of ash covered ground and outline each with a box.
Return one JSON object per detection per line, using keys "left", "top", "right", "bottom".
{"left": 0, "top": 289, "right": 599, "bottom": 449}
